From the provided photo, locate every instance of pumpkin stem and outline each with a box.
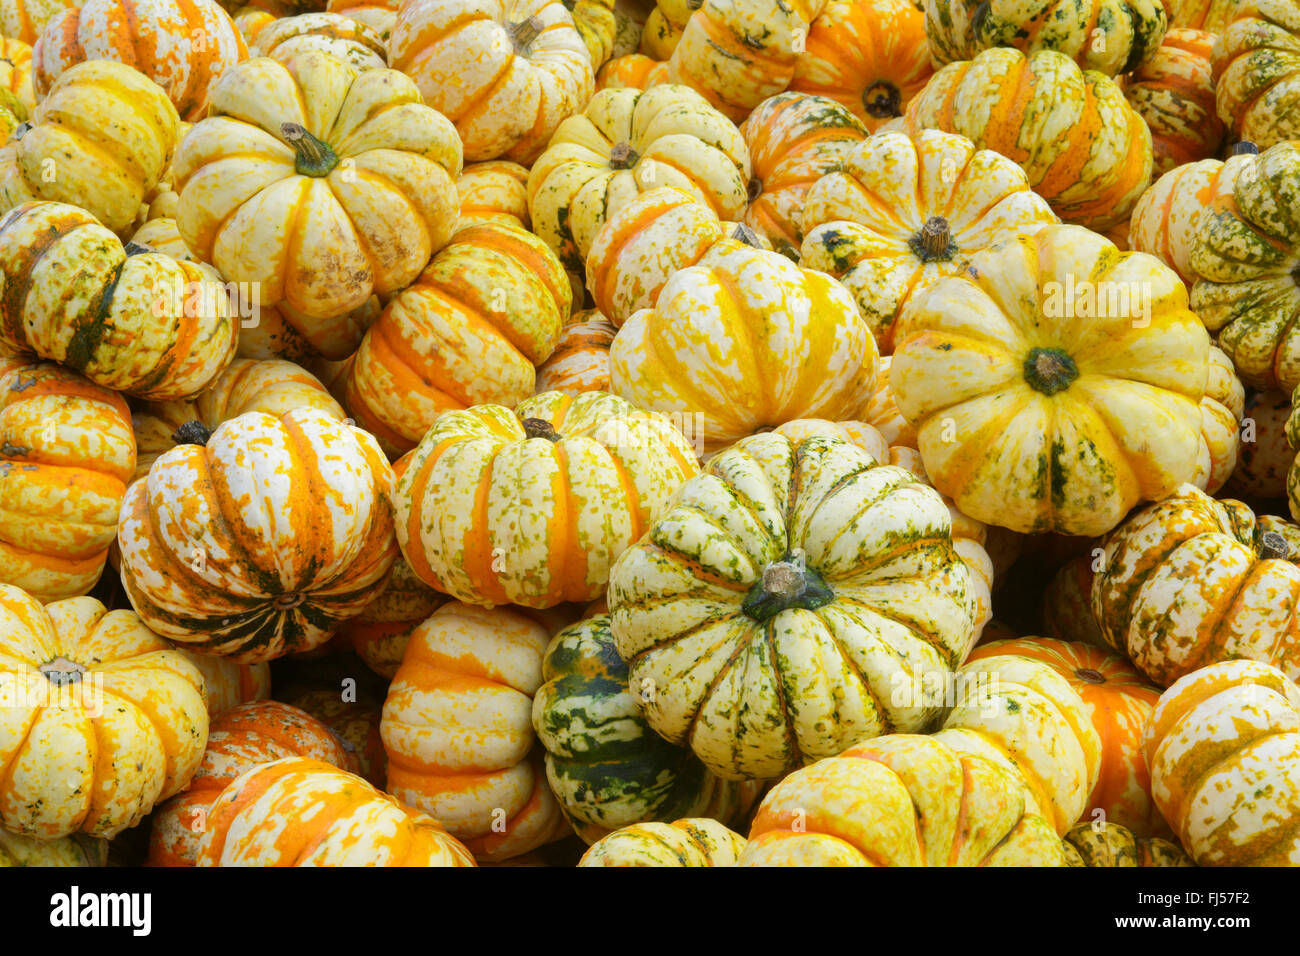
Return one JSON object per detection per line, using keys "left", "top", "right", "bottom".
{"left": 509, "top": 15, "right": 544, "bottom": 51}
{"left": 1231, "top": 141, "right": 1260, "bottom": 155}
{"left": 1023, "top": 347, "right": 1079, "bottom": 396}
{"left": 1260, "top": 530, "right": 1290, "bottom": 561}
{"left": 746, "top": 177, "right": 762, "bottom": 202}
{"left": 273, "top": 592, "right": 306, "bottom": 610}
{"left": 522, "top": 417, "right": 560, "bottom": 442}
{"left": 11, "top": 120, "right": 29, "bottom": 140}
{"left": 686, "top": 0, "right": 704, "bottom": 8}
{"left": 730, "top": 223, "right": 762, "bottom": 247}
{"left": 1074, "top": 667, "right": 1106, "bottom": 684}
{"left": 910, "top": 216, "right": 955, "bottom": 262}
{"left": 609, "top": 141, "right": 640, "bottom": 170}
{"left": 123, "top": 241, "right": 152, "bottom": 257}
{"left": 863, "top": 80, "right": 902, "bottom": 119}
{"left": 742, "top": 550, "right": 835, "bottom": 623}
{"left": 173, "top": 420, "right": 212, "bottom": 446}
{"left": 281, "top": 122, "right": 340, "bottom": 178}
{"left": 40, "top": 656, "right": 86, "bottom": 686}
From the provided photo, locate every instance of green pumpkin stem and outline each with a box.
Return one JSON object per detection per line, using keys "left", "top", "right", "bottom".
{"left": 609, "top": 141, "right": 640, "bottom": 170}
{"left": 122, "top": 241, "right": 152, "bottom": 257}
{"left": 173, "top": 420, "right": 212, "bottom": 446}
{"left": 1231, "top": 141, "right": 1260, "bottom": 155}
{"left": 742, "top": 552, "right": 835, "bottom": 622}
{"left": 281, "top": 122, "right": 340, "bottom": 177}
{"left": 523, "top": 418, "right": 560, "bottom": 442}
{"left": 1024, "top": 347, "right": 1079, "bottom": 396}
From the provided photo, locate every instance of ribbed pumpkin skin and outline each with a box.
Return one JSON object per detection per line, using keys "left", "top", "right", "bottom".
{"left": 117, "top": 406, "right": 398, "bottom": 662}
{"left": 0, "top": 60, "right": 179, "bottom": 234}
{"left": 535, "top": 310, "right": 617, "bottom": 395}
{"left": 0, "top": 202, "right": 236, "bottom": 401}
{"left": 0, "top": 829, "right": 107, "bottom": 866}
{"left": 457, "top": 160, "right": 530, "bottom": 230}
{"left": 146, "top": 699, "right": 352, "bottom": 867}
{"left": 326, "top": 0, "right": 398, "bottom": 38}
{"left": 0, "top": 0, "right": 77, "bottom": 45}
{"left": 596, "top": 51, "right": 668, "bottom": 90}
{"left": 174, "top": 649, "right": 271, "bottom": 716}
{"left": 173, "top": 51, "right": 462, "bottom": 326}
{"left": 663, "top": 0, "right": 824, "bottom": 121}
{"left": 1197, "top": 343, "right": 1245, "bottom": 495}
{"left": 381, "top": 602, "right": 569, "bottom": 861}
{"left": 1280, "top": 396, "right": 1300, "bottom": 523}
{"left": 739, "top": 92, "right": 868, "bottom": 260}
{"left": 639, "top": 0, "right": 690, "bottom": 58}
{"left": 527, "top": 84, "right": 751, "bottom": 276}
{"left": 337, "top": 559, "right": 444, "bottom": 679}
{"left": 1213, "top": 0, "right": 1300, "bottom": 148}
{"left": 388, "top": 0, "right": 594, "bottom": 164}
{"left": 1227, "top": 389, "right": 1291, "bottom": 498}
{"left": 341, "top": 221, "right": 571, "bottom": 457}
{"left": 250, "top": 11, "right": 386, "bottom": 67}
{"left": 967, "top": 637, "right": 1167, "bottom": 837}
{"left": 891, "top": 225, "right": 1211, "bottom": 537}
{"left": 533, "top": 614, "right": 759, "bottom": 841}
{"left": 394, "top": 391, "right": 699, "bottom": 609}
{"left": 0, "top": 587, "right": 208, "bottom": 839}
{"left": 1041, "top": 555, "right": 1106, "bottom": 647}
{"left": 740, "top": 735, "right": 1071, "bottom": 865}
{"left": 1062, "top": 821, "right": 1193, "bottom": 866}
{"left": 1145, "top": 660, "right": 1300, "bottom": 866}
{"left": 610, "top": 243, "right": 879, "bottom": 455}
{"left": 1190, "top": 142, "right": 1300, "bottom": 394}
{"left": 196, "top": 756, "right": 477, "bottom": 865}
{"left": 801, "top": 128, "right": 1056, "bottom": 354}
{"left": 1123, "top": 28, "right": 1223, "bottom": 176}
{"left": 0, "top": 355, "right": 134, "bottom": 601}
{"left": 1128, "top": 157, "right": 1233, "bottom": 286}
{"left": 586, "top": 186, "right": 767, "bottom": 327}
{"left": 579, "top": 818, "right": 746, "bottom": 866}
{"left": 130, "top": 357, "right": 346, "bottom": 481}
{"left": 287, "top": 688, "right": 385, "bottom": 786}
{"left": 1092, "top": 484, "right": 1300, "bottom": 686}
{"left": 934, "top": 655, "right": 1102, "bottom": 835}
{"left": 904, "top": 48, "right": 1152, "bottom": 230}
{"left": 232, "top": 4, "right": 278, "bottom": 42}
{"left": 32, "top": 0, "right": 247, "bottom": 121}
{"left": 0, "top": 36, "right": 35, "bottom": 109}
{"left": 608, "top": 434, "right": 977, "bottom": 780}
{"left": 1165, "top": 0, "right": 1243, "bottom": 31}
{"left": 926, "top": 0, "right": 1168, "bottom": 76}
{"left": 568, "top": 0, "right": 616, "bottom": 67}
{"left": 861, "top": 355, "right": 917, "bottom": 448}
{"left": 789, "top": 0, "right": 932, "bottom": 130}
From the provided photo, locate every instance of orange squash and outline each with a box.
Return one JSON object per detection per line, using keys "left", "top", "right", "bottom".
{"left": 1122, "top": 27, "right": 1224, "bottom": 176}
{"left": 596, "top": 51, "right": 668, "bottom": 90}
{"left": 535, "top": 310, "right": 617, "bottom": 395}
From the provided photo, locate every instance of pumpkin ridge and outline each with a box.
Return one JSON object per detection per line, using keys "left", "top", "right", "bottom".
{"left": 832, "top": 592, "right": 959, "bottom": 667}
{"left": 0, "top": 702, "right": 40, "bottom": 804}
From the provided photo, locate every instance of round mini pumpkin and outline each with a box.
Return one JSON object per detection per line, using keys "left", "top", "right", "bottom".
{"left": 231, "top": 4, "right": 278, "bottom": 43}
{"left": 607, "top": 433, "right": 978, "bottom": 780}
{"left": 0, "top": 586, "right": 208, "bottom": 839}
{"left": 788, "top": 0, "right": 933, "bottom": 131}
{"left": 1144, "top": 659, "right": 1300, "bottom": 866}
{"left": 172, "top": 50, "right": 462, "bottom": 327}
{"left": 1091, "top": 483, "right": 1300, "bottom": 686}
{"left": 904, "top": 47, "right": 1152, "bottom": 230}
{"left": 326, "top": 0, "right": 398, "bottom": 38}
{"left": 1122, "top": 28, "right": 1224, "bottom": 176}
{"left": 1128, "top": 154, "right": 1244, "bottom": 287}
{"left": 196, "top": 756, "right": 477, "bottom": 866}
{"left": 609, "top": 242, "right": 879, "bottom": 455}
{"left": 0, "top": 36, "right": 35, "bottom": 110}
{"left": 890, "top": 224, "right": 1211, "bottom": 537}
{"left": 31, "top": 0, "right": 248, "bottom": 121}
{"left": 1189, "top": 141, "right": 1300, "bottom": 394}
{"left": 1213, "top": 0, "right": 1300, "bottom": 149}
{"left": 739, "top": 734, "right": 1072, "bottom": 865}
{"left": 387, "top": 0, "right": 594, "bottom": 164}
{"left": 967, "top": 636, "right": 1167, "bottom": 837}
{"left": 457, "top": 160, "right": 531, "bottom": 230}
{"left": 116, "top": 405, "right": 399, "bottom": 663}
{"left": 250, "top": 10, "right": 385, "bottom": 68}
{"left": 340, "top": 220, "right": 571, "bottom": 457}
{"left": 381, "top": 601, "right": 570, "bottom": 861}
{"left": 578, "top": 818, "right": 746, "bottom": 866}
{"left": 0, "top": 355, "right": 134, "bottom": 602}
{"left": 800, "top": 128, "right": 1057, "bottom": 354}
{"left": 1061, "top": 820, "right": 1193, "bottom": 866}
{"left": 527, "top": 83, "right": 751, "bottom": 277}
{"left": 1164, "top": 0, "right": 1243, "bottom": 31}
{"left": 738, "top": 92, "right": 868, "bottom": 260}
{"left": 0, "top": 201, "right": 236, "bottom": 401}
{"left": 130, "top": 356, "right": 346, "bottom": 482}
{"left": 0, "top": 0, "right": 77, "bottom": 45}
{"left": 533, "top": 614, "right": 761, "bottom": 842}
{"left": 595, "top": 51, "right": 668, "bottom": 90}
{"left": 146, "top": 699, "right": 353, "bottom": 867}
{"left": 286, "top": 688, "right": 386, "bottom": 786}
{"left": 639, "top": 0, "right": 692, "bottom": 59}
{"left": 535, "top": 310, "right": 617, "bottom": 395}
{"left": 0, "top": 59, "right": 180, "bottom": 234}
{"left": 925, "top": 0, "right": 1168, "bottom": 77}
{"left": 568, "top": 0, "right": 616, "bottom": 67}
{"left": 394, "top": 390, "right": 699, "bottom": 609}
{"left": 1227, "top": 388, "right": 1291, "bottom": 498}
{"left": 0, "top": 829, "right": 107, "bottom": 867}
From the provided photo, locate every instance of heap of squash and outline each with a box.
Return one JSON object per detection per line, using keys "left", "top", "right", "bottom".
{"left": 0, "top": 0, "right": 1297, "bottom": 870}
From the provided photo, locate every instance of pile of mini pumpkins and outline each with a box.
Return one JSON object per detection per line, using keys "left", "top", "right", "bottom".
{"left": 0, "top": 0, "right": 1296, "bottom": 869}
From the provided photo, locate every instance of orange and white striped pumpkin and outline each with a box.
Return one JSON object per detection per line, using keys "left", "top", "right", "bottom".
{"left": 1121, "top": 27, "right": 1224, "bottom": 177}
{"left": 534, "top": 310, "right": 617, "bottom": 395}
{"left": 117, "top": 406, "right": 398, "bottom": 663}
{"left": 195, "top": 756, "right": 477, "bottom": 866}
{"left": 381, "top": 601, "right": 570, "bottom": 861}
{"left": 0, "top": 586, "right": 208, "bottom": 839}
{"left": 0, "top": 0, "right": 78, "bottom": 45}
{"left": 1145, "top": 660, "right": 1300, "bottom": 866}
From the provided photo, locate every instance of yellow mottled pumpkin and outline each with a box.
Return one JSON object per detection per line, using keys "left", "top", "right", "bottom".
{"left": 1213, "top": 0, "right": 1300, "bottom": 149}
{"left": 0, "top": 585, "right": 208, "bottom": 838}
{"left": 326, "top": 0, "right": 398, "bottom": 38}
{"left": 0, "top": 829, "right": 107, "bottom": 866}
{"left": 457, "top": 160, "right": 531, "bottom": 230}
{"left": 890, "top": 224, "right": 1211, "bottom": 536}
{"left": 394, "top": 390, "right": 699, "bottom": 609}
{"left": 0, "top": 0, "right": 78, "bottom": 45}
{"left": 579, "top": 818, "right": 746, "bottom": 866}
{"left": 639, "top": 0, "right": 692, "bottom": 59}
{"left": 250, "top": 11, "right": 386, "bottom": 67}
{"left": 0, "top": 35, "right": 34, "bottom": 110}
{"left": 1145, "top": 660, "right": 1300, "bottom": 866}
